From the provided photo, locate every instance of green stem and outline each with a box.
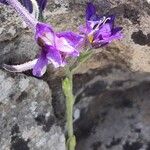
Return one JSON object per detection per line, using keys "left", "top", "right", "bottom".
{"left": 62, "top": 71, "right": 76, "bottom": 150}
{"left": 67, "top": 74, "right": 73, "bottom": 136}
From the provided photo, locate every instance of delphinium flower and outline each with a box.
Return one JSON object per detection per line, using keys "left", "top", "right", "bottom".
{"left": 2, "top": 0, "right": 83, "bottom": 77}
{"left": 79, "top": 2, "right": 123, "bottom": 48}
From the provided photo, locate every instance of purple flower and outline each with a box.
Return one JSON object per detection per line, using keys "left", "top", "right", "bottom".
{"left": 3, "top": 22, "right": 83, "bottom": 77}
{"left": 80, "top": 2, "right": 123, "bottom": 48}
{"left": 32, "top": 22, "right": 82, "bottom": 77}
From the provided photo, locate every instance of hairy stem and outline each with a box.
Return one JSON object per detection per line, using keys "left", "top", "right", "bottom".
{"left": 62, "top": 71, "right": 76, "bottom": 150}
{"left": 6, "top": 0, "right": 38, "bottom": 30}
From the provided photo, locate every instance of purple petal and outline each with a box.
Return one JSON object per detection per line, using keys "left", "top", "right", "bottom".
{"left": 92, "top": 42, "right": 108, "bottom": 48}
{"left": 57, "top": 31, "right": 84, "bottom": 47}
{"left": 101, "top": 27, "right": 123, "bottom": 42}
{"left": 78, "top": 25, "right": 87, "bottom": 34}
{"left": 55, "top": 36, "right": 77, "bottom": 54}
{"left": 46, "top": 46, "right": 63, "bottom": 68}
{"left": 95, "top": 31, "right": 123, "bottom": 44}
{"left": 109, "top": 31, "right": 123, "bottom": 41}
{"left": 69, "top": 50, "right": 79, "bottom": 57}
{"left": 20, "top": 0, "right": 33, "bottom": 13}
{"left": 112, "top": 27, "right": 122, "bottom": 35}
{"left": 0, "top": 0, "right": 8, "bottom": 5}
{"left": 33, "top": 51, "right": 48, "bottom": 77}
{"left": 87, "top": 20, "right": 101, "bottom": 30}
{"left": 35, "top": 22, "right": 54, "bottom": 46}
{"left": 86, "top": 2, "right": 96, "bottom": 20}
{"left": 94, "top": 23, "right": 112, "bottom": 40}
{"left": 37, "top": 0, "right": 47, "bottom": 11}
{"left": 106, "top": 15, "right": 115, "bottom": 28}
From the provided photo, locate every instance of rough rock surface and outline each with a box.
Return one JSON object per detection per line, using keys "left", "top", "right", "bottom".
{"left": 74, "top": 67, "right": 150, "bottom": 150}
{"left": 0, "top": 70, "right": 65, "bottom": 150}
{"left": 0, "top": 0, "right": 150, "bottom": 150}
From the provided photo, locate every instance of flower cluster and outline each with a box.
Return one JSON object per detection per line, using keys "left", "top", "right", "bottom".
{"left": 1, "top": 0, "right": 123, "bottom": 77}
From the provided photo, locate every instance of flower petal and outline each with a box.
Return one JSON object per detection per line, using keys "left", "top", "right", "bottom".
{"left": 21, "top": 0, "right": 33, "bottom": 13}
{"left": 35, "top": 22, "right": 54, "bottom": 46}
{"left": 57, "top": 31, "right": 84, "bottom": 47}
{"left": 0, "top": 0, "right": 8, "bottom": 5}
{"left": 69, "top": 50, "right": 79, "bottom": 57}
{"left": 46, "top": 46, "right": 62, "bottom": 68}
{"left": 55, "top": 36, "right": 78, "bottom": 54}
{"left": 37, "top": 0, "right": 47, "bottom": 11}
{"left": 94, "top": 23, "right": 112, "bottom": 41}
{"left": 3, "top": 59, "right": 37, "bottom": 72}
{"left": 106, "top": 15, "right": 115, "bottom": 27}
{"left": 86, "top": 2, "right": 96, "bottom": 20}
{"left": 32, "top": 51, "right": 48, "bottom": 77}
{"left": 112, "top": 27, "right": 123, "bottom": 35}
{"left": 78, "top": 25, "right": 87, "bottom": 34}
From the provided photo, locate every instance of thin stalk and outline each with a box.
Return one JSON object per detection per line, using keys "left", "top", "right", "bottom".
{"left": 6, "top": 0, "right": 38, "bottom": 30}
{"left": 62, "top": 71, "right": 76, "bottom": 150}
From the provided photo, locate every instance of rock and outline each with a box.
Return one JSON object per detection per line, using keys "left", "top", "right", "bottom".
{"left": 0, "top": 33, "right": 39, "bottom": 66}
{"left": 0, "top": 70, "right": 65, "bottom": 150}
{"left": 73, "top": 66, "right": 150, "bottom": 150}
{"left": 0, "top": 4, "right": 26, "bottom": 42}
{"left": 0, "top": 4, "right": 39, "bottom": 66}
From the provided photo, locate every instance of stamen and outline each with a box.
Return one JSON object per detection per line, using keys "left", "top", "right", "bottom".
{"left": 5, "top": 0, "right": 38, "bottom": 30}
{"left": 94, "top": 17, "right": 111, "bottom": 31}
{"left": 88, "top": 35, "right": 94, "bottom": 43}
{"left": 103, "top": 17, "right": 111, "bottom": 25}
{"left": 93, "top": 17, "right": 106, "bottom": 30}
{"left": 96, "top": 17, "right": 106, "bottom": 28}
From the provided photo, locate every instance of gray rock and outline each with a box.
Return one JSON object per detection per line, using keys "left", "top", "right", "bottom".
{"left": 0, "top": 33, "right": 39, "bottom": 65}
{"left": 0, "top": 70, "right": 65, "bottom": 150}
{"left": 74, "top": 67, "right": 150, "bottom": 150}
{"left": 0, "top": 4, "right": 39, "bottom": 66}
